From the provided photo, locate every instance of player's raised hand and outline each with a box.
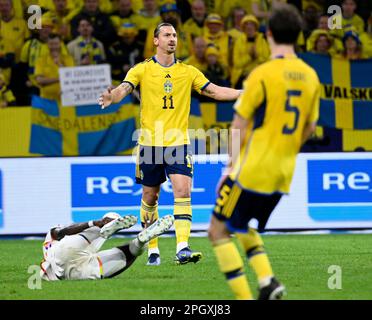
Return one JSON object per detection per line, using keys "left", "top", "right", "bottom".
{"left": 98, "top": 87, "right": 113, "bottom": 109}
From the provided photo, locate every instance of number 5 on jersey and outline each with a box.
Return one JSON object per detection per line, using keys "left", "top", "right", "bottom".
{"left": 282, "top": 90, "right": 301, "bottom": 135}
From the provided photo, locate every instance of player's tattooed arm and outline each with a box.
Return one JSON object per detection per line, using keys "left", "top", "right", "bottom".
{"left": 98, "top": 82, "right": 134, "bottom": 109}
{"left": 50, "top": 218, "right": 112, "bottom": 240}
{"left": 201, "top": 83, "right": 242, "bottom": 101}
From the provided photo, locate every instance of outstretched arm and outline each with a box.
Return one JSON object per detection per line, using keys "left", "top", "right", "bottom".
{"left": 201, "top": 83, "right": 242, "bottom": 101}
{"left": 51, "top": 218, "right": 112, "bottom": 241}
{"left": 98, "top": 82, "right": 134, "bottom": 109}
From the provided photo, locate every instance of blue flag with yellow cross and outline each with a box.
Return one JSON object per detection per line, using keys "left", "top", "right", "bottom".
{"left": 30, "top": 95, "right": 138, "bottom": 156}
{"left": 300, "top": 53, "right": 372, "bottom": 130}
{"left": 189, "top": 96, "right": 235, "bottom": 154}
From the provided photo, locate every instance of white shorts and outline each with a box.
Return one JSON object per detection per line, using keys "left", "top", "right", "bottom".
{"left": 53, "top": 234, "right": 104, "bottom": 280}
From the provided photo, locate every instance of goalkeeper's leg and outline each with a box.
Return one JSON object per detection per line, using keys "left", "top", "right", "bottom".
{"left": 98, "top": 215, "right": 174, "bottom": 278}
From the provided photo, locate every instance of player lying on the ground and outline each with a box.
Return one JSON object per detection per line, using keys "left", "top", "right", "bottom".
{"left": 40, "top": 213, "right": 174, "bottom": 281}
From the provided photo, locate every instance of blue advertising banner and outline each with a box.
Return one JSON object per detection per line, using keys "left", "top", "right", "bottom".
{"left": 71, "top": 161, "right": 225, "bottom": 225}
{"left": 307, "top": 159, "right": 372, "bottom": 221}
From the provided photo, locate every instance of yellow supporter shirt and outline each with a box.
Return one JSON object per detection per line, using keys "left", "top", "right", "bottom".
{"left": 34, "top": 53, "right": 74, "bottom": 100}
{"left": 20, "top": 38, "right": 48, "bottom": 86}
{"left": 230, "top": 54, "right": 320, "bottom": 194}
{"left": 0, "top": 85, "right": 16, "bottom": 106}
{"left": 0, "top": 17, "right": 30, "bottom": 62}
{"left": 123, "top": 57, "right": 210, "bottom": 146}
{"left": 110, "top": 12, "right": 143, "bottom": 32}
{"left": 231, "top": 32, "right": 270, "bottom": 87}
{"left": 135, "top": 14, "right": 161, "bottom": 31}
{"left": 183, "top": 18, "right": 208, "bottom": 39}
{"left": 183, "top": 54, "right": 208, "bottom": 73}
{"left": 203, "top": 30, "right": 232, "bottom": 67}
{"left": 331, "top": 15, "right": 366, "bottom": 40}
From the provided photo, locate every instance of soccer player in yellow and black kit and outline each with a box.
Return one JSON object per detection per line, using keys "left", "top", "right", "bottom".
{"left": 99, "top": 23, "right": 241, "bottom": 266}
{"left": 208, "top": 4, "right": 320, "bottom": 300}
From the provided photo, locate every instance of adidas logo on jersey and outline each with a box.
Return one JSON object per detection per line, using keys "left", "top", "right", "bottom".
{"left": 165, "top": 74, "right": 171, "bottom": 78}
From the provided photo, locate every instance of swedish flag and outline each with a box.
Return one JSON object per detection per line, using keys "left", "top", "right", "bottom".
{"left": 300, "top": 53, "right": 372, "bottom": 130}
{"left": 30, "top": 95, "right": 137, "bottom": 156}
{"left": 189, "top": 97, "right": 234, "bottom": 154}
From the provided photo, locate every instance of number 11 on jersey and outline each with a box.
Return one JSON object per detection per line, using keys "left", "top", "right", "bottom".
{"left": 162, "top": 96, "right": 174, "bottom": 109}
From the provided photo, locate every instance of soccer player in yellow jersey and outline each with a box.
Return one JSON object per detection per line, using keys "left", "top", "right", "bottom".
{"left": 99, "top": 22, "right": 241, "bottom": 266}
{"left": 208, "top": 4, "right": 320, "bottom": 300}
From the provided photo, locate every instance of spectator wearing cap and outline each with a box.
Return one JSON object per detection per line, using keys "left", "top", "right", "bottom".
{"left": 231, "top": 14, "right": 270, "bottom": 88}
{"left": 110, "top": 0, "right": 142, "bottom": 31}
{"left": 0, "top": 0, "right": 30, "bottom": 63}
{"left": 338, "top": 30, "right": 368, "bottom": 60}
{"left": 0, "top": 72, "right": 16, "bottom": 107}
{"left": 136, "top": 0, "right": 161, "bottom": 30}
{"left": 67, "top": 18, "right": 106, "bottom": 65}
{"left": 184, "top": 36, "right": 208, "bottom": 72}
{"left": 144, "top": 2, "right": 192, "bottom": 60}
{"left": 204, "top": 45, "right": 230, "bottom": 87}
{"left": 70, "top": 0, "right": 117, "bottom": 47}
{"left": 19, "top": 14, "right": 55, "bottom": 100}
{"left": 184, "top": 0, "right": 208, "bottom": 39}
{"left": 203, "top": 13, "right": 232, "bottom": 68}
{"left": 107, "top": 22, "right": 144, "bottom": 83}
{"left": 309, "top": 14, "right": 343, "bottom": 54}
{"left": 307, "top": 30, "right": 333, "bottom": 55}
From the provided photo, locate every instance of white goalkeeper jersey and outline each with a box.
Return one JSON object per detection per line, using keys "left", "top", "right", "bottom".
{"left": 40, "top": 226, "right": 64, "bottom": 281}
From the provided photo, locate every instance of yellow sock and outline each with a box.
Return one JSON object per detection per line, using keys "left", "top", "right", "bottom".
{"left": 213, "top": 239, "right": 253, "bottom": 300}
{"left": 174, "top": 198, "right": 192, "bottom": 249}
{"left": 236, "top": 229, "right": 274, "bottom": 282}
{"left": 140, "top": 199, "right": 159, "bottom": 251}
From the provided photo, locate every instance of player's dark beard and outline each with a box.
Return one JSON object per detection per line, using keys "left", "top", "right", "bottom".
{"left": 167, "top": 44, "right": 176, "bottom": 53}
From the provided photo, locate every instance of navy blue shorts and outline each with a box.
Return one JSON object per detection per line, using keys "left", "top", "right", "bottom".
{"left": 135, "top": 145, "right": 193, "bottom": 186}
{"left": 212, "top": 178, "right": 282, "bottom": 232}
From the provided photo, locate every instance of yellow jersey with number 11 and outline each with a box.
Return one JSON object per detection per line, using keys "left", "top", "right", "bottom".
{"left": 123, "top": 56, "right": 210, "bottom": 147}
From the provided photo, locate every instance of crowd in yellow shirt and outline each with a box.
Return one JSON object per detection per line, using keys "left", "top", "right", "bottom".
{"left": 0, "top": 0, "right": 371, "bottom": 106}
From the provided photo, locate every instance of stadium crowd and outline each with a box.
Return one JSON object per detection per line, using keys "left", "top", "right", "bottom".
{"left": 0, "top": 0, "right": 371, "bottom": 107}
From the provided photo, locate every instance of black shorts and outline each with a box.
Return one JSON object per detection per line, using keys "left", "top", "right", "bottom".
{"left": 212, "top": 178, "right": 282, "bottom": 232}
{"left": 135, "top": 145, "right": 193, "bottom": 187}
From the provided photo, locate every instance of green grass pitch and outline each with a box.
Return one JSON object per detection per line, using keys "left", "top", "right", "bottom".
{"left": 0, "top": 234, "right": 371, "bottom": 300}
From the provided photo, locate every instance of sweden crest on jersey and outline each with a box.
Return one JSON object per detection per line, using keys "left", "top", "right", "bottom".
{"left": 164, "top": 80, "right": 173, "bottom": 94}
